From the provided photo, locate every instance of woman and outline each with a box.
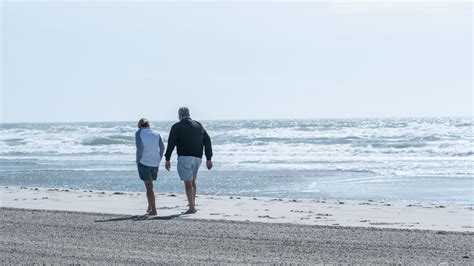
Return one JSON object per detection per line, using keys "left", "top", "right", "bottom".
{"left": 135, "top": 118, "right": 164, "bottom": 215}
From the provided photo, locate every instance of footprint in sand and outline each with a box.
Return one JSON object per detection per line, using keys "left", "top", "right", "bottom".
{"left": 290, "top": 210, "right": 305, "bottom": 213}
{"left": 269, "top": 198, "right": 283, "bottom": 202}
{"left": 369, "top": 222, "right": 401, "bottom": 226}
{"left": 258, "top": 215, "right": 277, "bottom": 219}
{"left": 315, "top": 213, "right": 332, "bottom": 217}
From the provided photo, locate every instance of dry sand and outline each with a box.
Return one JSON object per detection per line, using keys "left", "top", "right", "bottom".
{"left": 1, "top": 186, "right": 473, "bottom": 232}
{"left": 1, "top": 207, "right": 473, "bottom": 264}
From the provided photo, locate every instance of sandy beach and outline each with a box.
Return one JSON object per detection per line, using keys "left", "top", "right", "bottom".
{"left": 1, "top": 207, "right": 473, "bottom": 264}
{"left": 2, "top": 0, "right": 472, "bottom": 263}
{"left": 1, "top": 186, "right": 473, "bottom": 263}
{"left": 1, "top": 186, "right": 473, "bottom": 232}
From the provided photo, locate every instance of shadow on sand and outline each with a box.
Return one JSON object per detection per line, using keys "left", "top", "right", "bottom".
{"left": 95, "top": 213, "right": 184, "bottom": 223}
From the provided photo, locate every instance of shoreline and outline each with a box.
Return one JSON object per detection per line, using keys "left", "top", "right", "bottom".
{"left": 1, "top": 186, "right": 472, "bottom": 232}
{"left": 1, "top": 208, "right": 473, "bottom": 264}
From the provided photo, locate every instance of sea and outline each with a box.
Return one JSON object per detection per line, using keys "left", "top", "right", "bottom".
{"left": 0, "top": 117, "right": 472, "bottom": 203}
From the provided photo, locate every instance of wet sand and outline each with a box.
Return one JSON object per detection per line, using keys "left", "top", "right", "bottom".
{"left": 1, "top": 208, "right": 473, "bottom": 264}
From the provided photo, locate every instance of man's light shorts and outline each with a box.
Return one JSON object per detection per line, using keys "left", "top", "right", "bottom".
{"left": 177, "top": 156, "right": 202, "bottom": 181}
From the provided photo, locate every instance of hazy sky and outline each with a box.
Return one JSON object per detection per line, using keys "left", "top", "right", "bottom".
{"left": 1, "top": 1, "right": 472, "bottom": 122}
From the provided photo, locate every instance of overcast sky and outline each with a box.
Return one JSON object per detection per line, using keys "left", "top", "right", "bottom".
{"left": 1, "top": 1, "right": 472, "bottom": 122}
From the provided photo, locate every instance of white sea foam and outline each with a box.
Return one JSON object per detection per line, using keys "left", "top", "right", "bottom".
{"left": 0, "top": 118, "right": 472, "bottom": 201}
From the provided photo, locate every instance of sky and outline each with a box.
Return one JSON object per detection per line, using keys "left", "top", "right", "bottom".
{"left": 1, "top": 1, "right": 472, "bottom": 123}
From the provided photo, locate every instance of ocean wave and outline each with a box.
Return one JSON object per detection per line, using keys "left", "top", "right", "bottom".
{"left": 107, "top": 135, "right": 135, "bottom": 141}
{"left": 1, "top": 118, "right": 472, "bottom": 168}
{"left": 213, "top": 135, "right": 365, "bottom": 145}
{"left": 455, "top": 122, "right": 472, "bottom": 128}
{"left": 81, "top": 136, "right": 133, "bottom": 146}
{"left": 370, "top": 142, "right": 429, "bottom": 149}
{"left": 1, "top": 138, "right": 27, "bottom": 146}
{"left": 451, "top": 151, "right": 474, "bottom": 157}
{"left": 0, "top": 151, "right": 33, "bottom": 156}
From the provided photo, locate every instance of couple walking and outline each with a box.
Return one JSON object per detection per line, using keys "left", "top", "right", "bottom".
{"left": 135, "top": 107, "right": 213, "bottom": 215}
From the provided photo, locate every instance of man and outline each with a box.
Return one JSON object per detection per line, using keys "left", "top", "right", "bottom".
{"left": 135, "top": 118, "right": 164, "bottom": 216}
{"left": 164, "top": 107, "right": 213, "bottom": 214}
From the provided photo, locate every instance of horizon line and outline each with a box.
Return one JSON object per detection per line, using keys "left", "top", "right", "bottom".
{"left": 0, "top": 115, "right": 472, "bottom": 124}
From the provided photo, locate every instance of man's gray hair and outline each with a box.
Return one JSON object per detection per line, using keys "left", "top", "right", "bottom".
{"left": 178, "top": 107, "right": 190, "bottom": 119}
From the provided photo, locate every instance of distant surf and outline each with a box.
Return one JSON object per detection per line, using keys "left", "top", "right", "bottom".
{"left": 0, "top": 117, "right": 472, "bottom": 203}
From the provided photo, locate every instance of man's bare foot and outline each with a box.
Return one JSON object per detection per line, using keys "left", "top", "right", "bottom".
{"left": 184, "top": 208, "right": 197, "bottom": 214}
{"left": 147, "top": 211, "right": 157, "bottom": 216}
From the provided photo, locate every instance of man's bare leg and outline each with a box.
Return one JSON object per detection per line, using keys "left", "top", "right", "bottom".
{"left": 186, "top": 179, "right": 197, "bottom": 207}
{"left": 145, "top": 181, "right": 157, "bottom": 215}
{"left": 184, "top": 181, "right": 196, "bottom": 213}
{"left": 192, "top": 179, "right": 197, "bottom": 203}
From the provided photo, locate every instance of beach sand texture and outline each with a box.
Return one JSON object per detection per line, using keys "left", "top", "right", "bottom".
{"left": 1, "top": 186, "right": 473, "bottom": 232}
{"left": 1, "top": 207, "right": 473, "bottom": 264}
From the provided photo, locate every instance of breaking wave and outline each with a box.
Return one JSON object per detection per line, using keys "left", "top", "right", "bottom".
{"left": 81, "top": 135, "right": 134, "bottom": 146}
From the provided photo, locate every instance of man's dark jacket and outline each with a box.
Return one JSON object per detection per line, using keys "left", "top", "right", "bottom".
{"left": 164, "top": 118, "right": 213, "bottom": 161}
